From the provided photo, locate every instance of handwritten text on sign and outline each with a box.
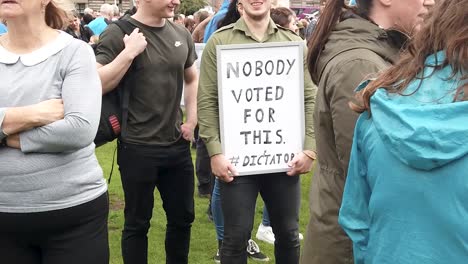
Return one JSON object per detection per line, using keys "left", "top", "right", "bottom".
{"left": 217, "top": 42, "right": 305, "bottom": 175}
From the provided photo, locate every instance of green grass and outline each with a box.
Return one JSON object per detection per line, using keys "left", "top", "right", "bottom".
{"left": 96, "top": 141, "right": 312, "bottom": 264}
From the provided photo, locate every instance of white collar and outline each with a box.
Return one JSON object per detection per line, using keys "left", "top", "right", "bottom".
{"left": 0, "top": 31, "right": 73, "bottom": 66}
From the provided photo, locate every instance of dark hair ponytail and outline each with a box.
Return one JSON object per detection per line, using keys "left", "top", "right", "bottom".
{"left": 355, "top": 0, "right": 373, "bottom": 19}
{"left": 217, "top": 0, "right": 241, "bottom": 29}
{"left": 307, "top": 0, "right": 373, "bottom": 83}
{"left": 45, "top": 1, "right": 69, "bottom": 30}
{"left": 307, "top": 0, "right": 347, "bottom": 83}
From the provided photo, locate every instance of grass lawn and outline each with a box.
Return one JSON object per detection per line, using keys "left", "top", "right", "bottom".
{"left": 96, "top": 141, "right": 313, "bottom": 264}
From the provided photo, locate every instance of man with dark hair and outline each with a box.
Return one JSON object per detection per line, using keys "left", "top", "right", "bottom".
{"left": 95, "top": 0, "right": 199, "bottom": 263}
{"left": 82, "top": 13, "right": 95, "bottom": 25}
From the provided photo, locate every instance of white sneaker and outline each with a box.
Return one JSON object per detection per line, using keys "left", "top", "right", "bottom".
{"left": 246, "top": 239, "right": 270, "bottom": 261}
{"left": 213, "top": 249, "right": 220, "bottom": 263}
{"left": 256, "top": 223, "right": 275, "bottom": 244}
{"left": 299, "top": 232, "right": 304, "bottom": 240}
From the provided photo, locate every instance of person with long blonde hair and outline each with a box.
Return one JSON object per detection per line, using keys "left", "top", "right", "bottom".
{"left": 0, "top": 0, "right": 108, "bottom": 263}
{"left": 340, "top": 0, "right": 468, "bottom": 263}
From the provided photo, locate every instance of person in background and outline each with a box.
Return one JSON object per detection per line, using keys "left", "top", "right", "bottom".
{"left": 297, "top": 19, "right": 308, "bottom": 39}
{"left": 0, "top": 0, "right": 108, "bottom": 263}
{"left": 194, "top": 9, "right": 210, "bottom": 27}
{"left": 297, "top": 21, "right": 306, "bottom": 39}
{"left": 185, "top": 16, "right": 196, "bottom": 33}
{"left": 203, "top": 0, "right": 230, "bottom": 43}
{"left": 83, "top": 7, "right": 94, "bottom": 17}
{"left": 82, "top": 12, "right": 95, "bottom": 25}
{"left": 303, "top": 0, "right": 325, "bottom": 41}
{"left": 213, "top": 0, "right": 223, "bottom": 12}
{"left": 111, "top": 4, "right": 120, "bottom": 21}
{"left": 270, "top": 7, "right": 299, "bottom": 34}
{"left": 216, "top": 0, "right": 241, "bottom": 28}
{"left": 174, "top": 14, "right": 185, "bottom": 26}
{"left": 65, "top": 11, "right": 95, "bottom": 44}
{"left": 192, "top": 9, "right": 211, "bottom": 43}
{"left": 340, "top": 0, "right": 468, "bottom": 263}
{"left": 300, "top": 0, "right": 435, "bottom": 263}
{"left": 87, "top": 3, "right": 113, "bottom": 35}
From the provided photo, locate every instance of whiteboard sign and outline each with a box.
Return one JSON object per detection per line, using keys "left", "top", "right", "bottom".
{"left": 217, "top": 42, "right": 305, "bottom": 176}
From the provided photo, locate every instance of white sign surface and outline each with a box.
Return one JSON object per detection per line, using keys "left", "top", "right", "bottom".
{"left": 195, "top": 43, "right": 206, "bottom": 70}
{"left": 182, "top": 43, "right": 205, "bottom": 106}
{"left": 217, "top": 42, "right": 305, "bottom": 175}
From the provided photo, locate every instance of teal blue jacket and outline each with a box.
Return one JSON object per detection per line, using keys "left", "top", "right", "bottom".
{"left": 203, "top": 0, "right": 230, "bottom": 42}
{"left": 339, "top": 51, "right": 468, "bottom": 264}
{"left": 0, "top": 23, "right": 7, "bottom": 35}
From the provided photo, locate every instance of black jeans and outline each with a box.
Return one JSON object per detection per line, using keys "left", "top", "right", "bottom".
{"left": 220, "top": 173, "right": 301, "bottom": 264}
{"left": 118, "top": 140, "right": 195, "bottom": 264}
{"left": 0, "top": 192, "right": 109, "bottom": 264}
{"left": 195, "top": 138, "right": 215, "bottom": 195}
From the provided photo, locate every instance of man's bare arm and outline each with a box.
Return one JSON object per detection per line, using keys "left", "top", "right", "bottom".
{"left": 97, "top": 28, "right": 147, "bottom": 94}
{"left": 180, "top": 64, "right": 199, "bottom": 141}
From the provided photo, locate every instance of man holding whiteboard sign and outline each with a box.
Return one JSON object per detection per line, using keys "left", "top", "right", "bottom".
{"left": 198, "top": 0, "right": 317, "bottom": 262}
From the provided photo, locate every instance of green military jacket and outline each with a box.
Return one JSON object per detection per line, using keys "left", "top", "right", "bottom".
{"left": 198, "top": 17, "right": 317, "bottom": 157}
{"left": 302, "top": 14, "right": 408, "bottom": 264}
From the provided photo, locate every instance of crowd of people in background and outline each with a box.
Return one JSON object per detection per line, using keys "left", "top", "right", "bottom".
{"left": 1, "top": 0, "right": 467, "bottom": 263}
{"left": 0, "top": 1, "right": 316, "bottom": 42}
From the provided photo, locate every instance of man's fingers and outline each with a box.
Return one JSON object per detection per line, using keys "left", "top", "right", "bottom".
{"left": 219, "top": 175, "right": 234, "bottom": 183}
{"left": 227, "top": 163, "right": 239, "bottom": 176}
{"left": 287, "top": 158, "right": 303, "bottom": 176}
{"left": 287, "top": 167, "right": 300, "bottom": 176}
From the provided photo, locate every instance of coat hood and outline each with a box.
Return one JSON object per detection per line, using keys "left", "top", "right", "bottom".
{"left": 315, "top": 13, "right": 407, "bottom": 82}
{"left": 367, "top": 51, "right": 468, "bottom": 170}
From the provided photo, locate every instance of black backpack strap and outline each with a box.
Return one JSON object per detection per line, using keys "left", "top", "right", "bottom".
{"left": 112, "top": 18, "right": 138, "bottom": 139}
{"left": 113, "top": 17, "right": 137, "bottom": 35}
{"left": 120, "top": 79, "right": 131, "bottom": 139}
{"left": 106, "top": 18, "right": 139, "bottom": 184}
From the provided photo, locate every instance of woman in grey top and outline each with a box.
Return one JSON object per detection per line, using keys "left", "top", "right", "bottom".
{"left": 0, "top": 0, "right": 108, "bottom": 263}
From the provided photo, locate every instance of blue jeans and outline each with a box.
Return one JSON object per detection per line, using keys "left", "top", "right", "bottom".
{"left": 220, "top": 173, "right": 301, "bottom": 264}
{"left": 211, "top": 179, "right": 271, "bottom": 240}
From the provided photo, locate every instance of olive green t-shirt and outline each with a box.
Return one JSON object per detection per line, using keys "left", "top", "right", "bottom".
{"left": 96, "top": 16, "right": 197, "bottom": 146}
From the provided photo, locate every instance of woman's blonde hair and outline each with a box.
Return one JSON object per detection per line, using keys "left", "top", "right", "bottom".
{"left": 45, "top": 0, "right": 75, "bottom": 29}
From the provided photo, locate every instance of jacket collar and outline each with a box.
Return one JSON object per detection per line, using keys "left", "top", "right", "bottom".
{"left": 0, "top": 31, "right": 73, "bottom": 66}
{"left": 341, "top": 11, "right": 410, "bottom": 49}
{"left": 232, "top": 17, "right": 278, "bottom": 42}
